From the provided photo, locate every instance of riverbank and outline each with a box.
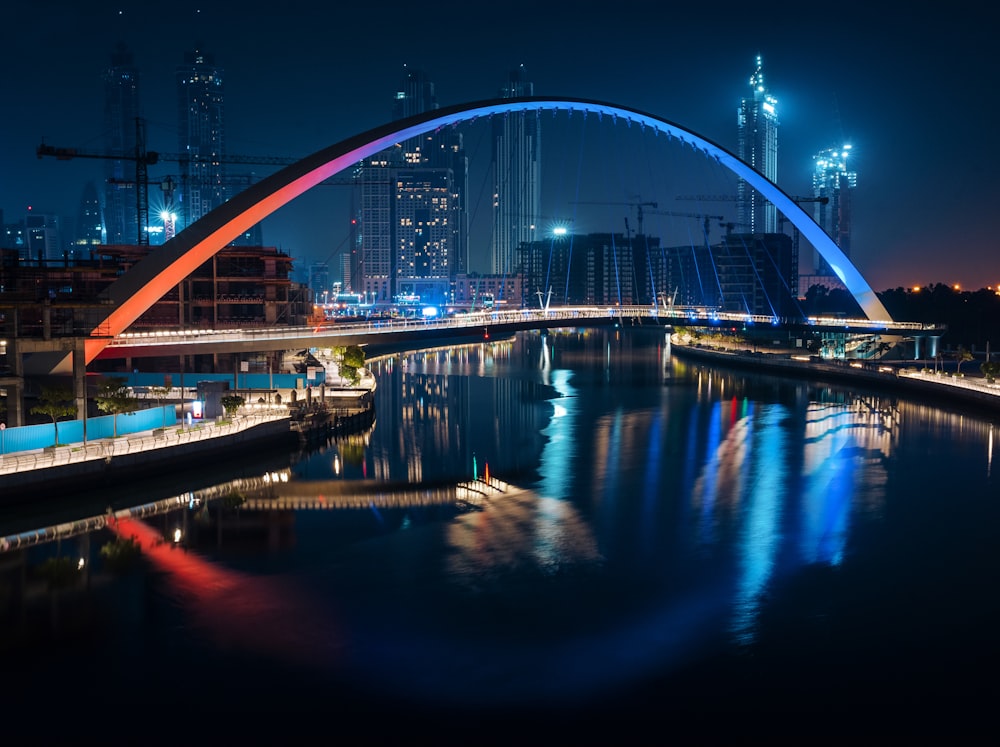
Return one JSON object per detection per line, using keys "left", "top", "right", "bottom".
{"left": 670, "top": 339, "right": 1000, "bottom": 418}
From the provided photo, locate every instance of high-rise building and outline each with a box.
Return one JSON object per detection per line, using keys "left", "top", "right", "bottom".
{"left": 176, "top": 47, "right": 227, "bottom": 233}
{"left": 337, "top": 251, "right": 353, "bottom": 293}
{"left": 24, "top": 209, "right": 61, "bottom": 262}
{"left": 491, "top": 65, "right": 540, "bottom": 275}
{"left": 73, "top": 181, "right": 104, "bottom": 255}
{"left": 360, "top": 67, "right": 464, "bottom": 307}
{"left": 737, "top": 54, "right": 779, "bottom": 234}
{"left": 392, "top": 66, "right": 438, "bottom": 125}
{"left": 102, "top": 43, "right": 142, "bottom": 245}
{"left": 811, "top": 145, "right": 856, "bottom": 275}
{"left": 308, "top": 262, "right": 330, "bottom": 305}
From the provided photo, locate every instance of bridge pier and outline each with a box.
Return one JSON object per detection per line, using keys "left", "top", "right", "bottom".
{"left": 72, "top": 338, "right": 87, "bottom": 432}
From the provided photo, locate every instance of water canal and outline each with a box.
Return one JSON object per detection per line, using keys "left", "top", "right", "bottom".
{"left": 2, "top": 328, "right": 997, "bottom": 742}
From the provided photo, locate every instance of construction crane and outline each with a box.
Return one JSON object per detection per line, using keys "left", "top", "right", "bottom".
{"left": 677, "top": 193, "right": 829, "bottom": 209}
{"left": 38, "top": 140, "right": 298, "bottom": 246}
{"left": 675, "top": 194, "right": 737, "bottom": 202}
{"left": 37, "top": 123, "right": 364, "bottom": 244}
{"left": 37, "top": 118, "right": 159, "bottom": 244}
{"left": 773, "top": 195, "right": 830, "bottom": 232}
{"left": 570, "top": 199, "right": 658, "bottom": 235}
{"left": 645, "top": 209, "right": 726, "bottom": 239}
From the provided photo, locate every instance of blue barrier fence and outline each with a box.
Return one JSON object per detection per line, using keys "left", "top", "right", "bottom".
{"left": 1, "top": 372, "right": 324, "bottom": 456}
{"left": 123, "top": 372, "right": 318, "bottom": 389}
{"left": 0, "top": 406, "right": 176, "bottom": 455}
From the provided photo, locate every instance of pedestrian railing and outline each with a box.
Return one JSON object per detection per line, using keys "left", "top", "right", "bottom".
{"left": 0, "top": 411, "right": 290, "bottom": 477}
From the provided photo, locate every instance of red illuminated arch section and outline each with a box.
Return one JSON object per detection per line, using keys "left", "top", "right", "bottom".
{"left": 83, "top": 96, "right": 893, "bottom": 366}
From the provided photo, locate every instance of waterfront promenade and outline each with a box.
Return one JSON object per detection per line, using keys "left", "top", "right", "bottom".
{"left": 6, "top": 339, "right": 999, "bottom": 495}
{"left": 670, "top": 339, "right": 1000, "bottom": 416}
{"left": 0, "top": 410, "right": 296, "bottom": 497}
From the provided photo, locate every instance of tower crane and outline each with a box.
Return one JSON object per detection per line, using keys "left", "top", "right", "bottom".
{"left": 675, "top": 194, "right": 737, "bottom": 202}
{"left": 37, "top": 118, "right": 159, "bottom": 244}
{"left": 37, "top": 124, "right": 365, "bottom": 244}
{"left": 570, "top": 199, "right": 658, "bottom": 235}
{"left": 645, "top": 209, "right": 726, "bottom": 239}
{"left": 38, "top": 139, "right": 300, "bottom": 246}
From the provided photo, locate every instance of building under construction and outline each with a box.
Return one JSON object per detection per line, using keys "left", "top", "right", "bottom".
{"left": 0, "top": 243, "right": 314, "bottom": 421}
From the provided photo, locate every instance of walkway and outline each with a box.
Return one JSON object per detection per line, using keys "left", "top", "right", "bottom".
{"left": 670, "top": 340, "right": 1000, "bottom": 414}
{"left": 0, "top": 410, "right": 290, "bottom": 478}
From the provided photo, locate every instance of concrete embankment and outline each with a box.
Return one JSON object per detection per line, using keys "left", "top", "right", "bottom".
{"left": 671, "top": 343, "right": 1000, "bottom": 418}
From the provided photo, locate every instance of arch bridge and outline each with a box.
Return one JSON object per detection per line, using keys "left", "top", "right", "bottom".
{"left": 8, "top": 97, "right": 912, "bottom": 426}
{"left": 45, "top": 96, "right": 893, "bottom": 370}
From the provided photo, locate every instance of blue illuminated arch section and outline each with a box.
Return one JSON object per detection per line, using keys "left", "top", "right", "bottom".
{"left": 86, "top": 96, "right": 892, "bottom": 364}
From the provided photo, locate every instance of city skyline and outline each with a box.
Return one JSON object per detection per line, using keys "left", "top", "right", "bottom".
{"left": 1, "top": 1, "right": 995, "bottom": 292}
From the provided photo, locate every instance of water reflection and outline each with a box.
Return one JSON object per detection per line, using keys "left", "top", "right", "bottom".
{"left": 105, "top": 513, "right": 341, "bottom": 669}
{"left": 2, "top": 329, "right": 999, "bottom": 730}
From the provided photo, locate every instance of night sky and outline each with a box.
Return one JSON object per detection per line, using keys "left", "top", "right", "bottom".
{"left": 2, "top": 1, "right": 996, "bottom": 292}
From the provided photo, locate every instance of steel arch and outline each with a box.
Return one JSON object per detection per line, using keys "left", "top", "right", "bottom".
{"left": 82, "top": 95, "right": 892, "bottom": 366}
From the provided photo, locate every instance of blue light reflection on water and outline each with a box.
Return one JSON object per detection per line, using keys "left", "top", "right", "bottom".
{"left": 5, "top": 328, "right": 1000, "bottom": 738}
{"left": 221, "top": 333, "right": 1000, "bottom": 699}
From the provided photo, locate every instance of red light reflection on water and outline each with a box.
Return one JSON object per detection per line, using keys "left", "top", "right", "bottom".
{"left": 108, "top": 516, "right": 341, "bottom": 668}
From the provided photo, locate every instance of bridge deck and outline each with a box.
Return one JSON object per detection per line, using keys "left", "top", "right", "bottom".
{"left": 97, "top": 306, "right": 943, "bottom": 359}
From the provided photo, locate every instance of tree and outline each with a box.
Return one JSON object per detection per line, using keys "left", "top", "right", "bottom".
{"left": 339, "top": 344, "right": 366, "bottom": 386}
{"left": 954, "top": 346, "right": 973, "bottom": 376}
{"left": 981, "top": 361, "right": 999, "bottom": 383}
{"left": 343, "top": 344, "right": 365, "bottom": 369}
{"left": 30, "top": 384, "right": 76, "bottom": 447}
{"left": 95, "top": 376, "right": 139, "bottom": 437}
{"left": 220, "top": 394, "right": 245, "bottom": 419}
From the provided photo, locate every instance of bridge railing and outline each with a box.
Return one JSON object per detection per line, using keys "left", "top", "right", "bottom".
{"left": 102, "top": 305, "right": 938, "bottom": 351}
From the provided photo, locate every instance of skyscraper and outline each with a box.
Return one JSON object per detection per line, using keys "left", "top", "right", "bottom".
{"left": 812, "top": 145, "right": 856, "bottom": 275}
{"left": 360, "top": 67, "right": 464, "bottom": 307}
{"left": 176, "top": 47, "right": 227, "bottom": 234}
{"left": 491, "top": 65, "right": 540, "bottom": 276}
{"left": 392, "top": 66, "right": 438, "bottom": 122}
{"left": 102, "top": 43, "right": 141, "bottom": 245}
{"left": 737, "top": 55, "right": 779, "bottom": 234}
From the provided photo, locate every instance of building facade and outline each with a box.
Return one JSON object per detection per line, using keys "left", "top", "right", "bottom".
{"left": 308, "top": 262, "right": 331, "bottom": 305}
{"left": 102, "top": 43, "right": 142, "bottom": 246}
{"left": 360, "top": 68, "right": 465, "bottom": 307}
{"left": 176, "top": 48, "right": 227, "bottom": 234}
{"left": 812, "top": 145, "right": 856, "bottom": 275}
{"left": 22, "top": 210, "right": 62, "bottom": 262}
{"left": 491, "top": 66, "right": 540, "bottom": 275}
{"left": 664, "top": 230, "right": 796, "bottom": 317}
{"left": 73, "top": 182, "right": 104, "bottom": 257}
{"left": 737, "top": 55, "right": 779, "bottom": 234}
{"left": 519, "top": 232, "right": 660, "bottom": 307}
